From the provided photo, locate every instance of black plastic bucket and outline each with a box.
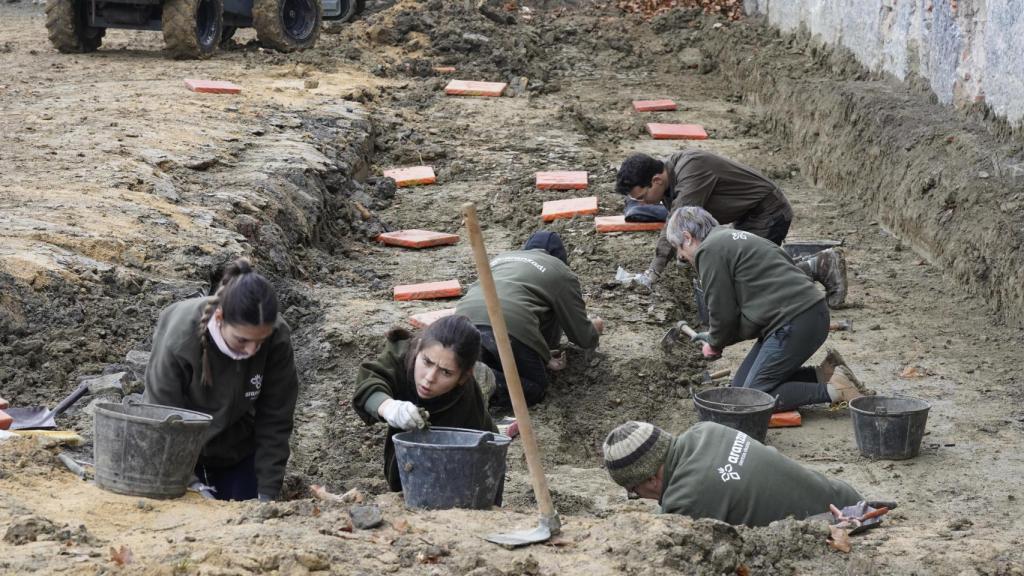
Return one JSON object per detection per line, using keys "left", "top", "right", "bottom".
{"left": 693, "top": 387, "right": 776, "bottom": 443}
{"left": 393, "top": 426, "right": 511, "bottom": 510}
{"left": 849, "top": 396, "right": 930, "bottom": 460}
{"left": 93, "top": 403, "right": 212, "bottom": 499}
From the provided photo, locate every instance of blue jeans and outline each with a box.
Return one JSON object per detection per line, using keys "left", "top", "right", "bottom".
{"left": 732, "top": 299, "right": 832, "bottom": 411}
{"left": 195, "top": 452, "right": 258, "bottom": 501}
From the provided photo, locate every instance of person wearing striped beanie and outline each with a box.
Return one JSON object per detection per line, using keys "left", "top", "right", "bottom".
{"left": 603, "top": 421, "right": 865, "bottom": 526}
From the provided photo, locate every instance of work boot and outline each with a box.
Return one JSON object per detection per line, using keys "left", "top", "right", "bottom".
{"left": 817, "top": 347, "right": 867, "bottom": 392}
{"left": 827, "top": 365, "right": 870, "bottom": 405}
{"left": 473, "top": 362, "right": 496, "bottom": 409}
{"left": 795, "top": 249, "right": 848, "bottom": 308}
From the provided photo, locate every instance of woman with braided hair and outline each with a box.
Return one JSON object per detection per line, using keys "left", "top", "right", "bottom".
{"left": 143, "top": 259, "right": 298, "bottom": 501}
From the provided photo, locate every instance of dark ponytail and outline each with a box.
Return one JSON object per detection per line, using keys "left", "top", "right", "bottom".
{"left": 404, "top": 315, "right": 481, "bottom": 384}
{"left": 198, "top": 259, "right": 278, "bottom": 386}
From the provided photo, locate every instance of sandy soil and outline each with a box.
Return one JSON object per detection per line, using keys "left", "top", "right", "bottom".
{"left": 1, "top": 1, "right": 1023, "bottom": 574}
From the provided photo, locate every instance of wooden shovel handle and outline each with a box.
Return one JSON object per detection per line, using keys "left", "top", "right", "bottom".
{"left": 462, "top": 203, "right": 557, "bottom": 520}
{"left": 708, "top": 368, "right": 731, "bottom": 380}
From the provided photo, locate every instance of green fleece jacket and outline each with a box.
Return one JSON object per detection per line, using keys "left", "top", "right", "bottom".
{"left": 352, "top": 331, "right": 496, "bottom": 491}
{"left": 660, "top": 422, "right": 862, "bottom": 526}
{"left": 650, "top": 150, "right": 791, "bottom": 276}
{"left": 142, "top": 297, "right": 299, "bottom": 498}
{"left": 455, "top": 249, "right": 599, "bottom": 361}
{"left": 694, "top": 226, "right": 824, "bottom": 349}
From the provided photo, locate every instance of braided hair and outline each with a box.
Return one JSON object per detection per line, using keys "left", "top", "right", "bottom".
{"left": 198, "top": 259, "right": 279, "bottom": 386}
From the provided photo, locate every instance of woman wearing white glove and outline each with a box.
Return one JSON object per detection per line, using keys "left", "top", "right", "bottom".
{"left": 352, "top": 315, "right": 497, "bottom": 492}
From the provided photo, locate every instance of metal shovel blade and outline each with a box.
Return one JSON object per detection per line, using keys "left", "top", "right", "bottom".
{"left": 485, "top": 517, "right": 555, "bottom": 549}
{"left": 660, "top": 325, "right": 681, "bottom": 352}
{"left": 6, "top": 381, "right": 91, "bottom": 430}
{"left": 5, "top": 407, "right": 56, "bottom": 430}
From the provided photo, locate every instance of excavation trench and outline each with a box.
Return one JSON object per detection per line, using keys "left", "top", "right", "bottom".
{"left": 2, "top": 1, "right": 1023, "bottom": 574}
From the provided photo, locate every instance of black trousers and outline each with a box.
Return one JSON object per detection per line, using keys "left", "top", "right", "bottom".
{"left": 477, "top": 325, "right": 549, "bottom": 407}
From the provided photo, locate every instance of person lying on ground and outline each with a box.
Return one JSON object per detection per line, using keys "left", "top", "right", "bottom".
{"left": 143, "top": 258, "right": 297, "bottom": 502}
{"left": 603, "top": 421, "right": 863, "bottom": 526}
{"left": 455, "top": 230, "right": 604, "bottom": 407}
{"left": 352, "top": 315, "right": 498, "bottom": 492}
{"left": 666, "top": 206, "right": 871, "bottom": 411}
{"left": 615, "top": 150, "right": 847, "bottom": 307}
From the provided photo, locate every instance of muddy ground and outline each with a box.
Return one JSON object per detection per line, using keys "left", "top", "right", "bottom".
{"left": 1, "top": 0, "right": 1024, "bottom": 574}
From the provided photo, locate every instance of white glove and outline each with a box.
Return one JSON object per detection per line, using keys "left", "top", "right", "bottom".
{"left": 378, "top": 399, "right": 426, "bottom": 431}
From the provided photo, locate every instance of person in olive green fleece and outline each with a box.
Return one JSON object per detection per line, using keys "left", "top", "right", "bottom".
{"left": 353, "top": 315, "right": 498, "bottom": 492}
{"left": 143, "top": 259, "right": 298, "bottom": 502}
{"left": 603, "top": 421, "right": 863, "bottom": 526}
{"left": 666, "top": 207, "right": 869, "bottom": 410}
{"left": 455, "top": 231, "right": 604, "bottom": 407}
{"left": 615, "top": 150, "right": 848, "bottom": 308}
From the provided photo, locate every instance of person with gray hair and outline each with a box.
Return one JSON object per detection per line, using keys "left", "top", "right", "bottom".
{"left": 602, "top": 420, "right": 863, "bottom": 526}
{"left": 666, "top": 206, "right": 872, "bottom": 411}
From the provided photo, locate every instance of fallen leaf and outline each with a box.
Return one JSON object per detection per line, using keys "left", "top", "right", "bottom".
{"left": 899, "top": 365, "right": 931, "bottom": 379}
{"left": 392, "top": 518, "right": 411, "bottom": 534}
{"left": 110, "top": 545, "right": 134, "bottom": 566}
{"left": 827, "top": 525, "right": 852, "bottom": 553}
{"left": 736, "top": 566, "right": 751, "bottom": 576}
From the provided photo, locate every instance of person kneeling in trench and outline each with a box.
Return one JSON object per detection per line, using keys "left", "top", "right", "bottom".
{"left": 603, "top": 421, "right": 863, "bottom": 526}
{"left": 455, "top": 230, "right": 604, "bottom": 407}
{"left": 144, "top": 259, "right": 298, "bottom": 502}
{"left": 352, "top": 315, "right": 498, "bottom": 493}
{"left": 666, "top": 206, "right": 872, "bottom": 411}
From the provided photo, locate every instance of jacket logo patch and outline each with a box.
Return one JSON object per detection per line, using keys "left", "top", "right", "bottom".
{"left": 245, "top": 374, "right": 263, "bottom": 399}
{"left": 731, "top": 231, "right": 750, "bottom": 240}
{"left": 718, "top": 464, "right": 741, "bottom": 482}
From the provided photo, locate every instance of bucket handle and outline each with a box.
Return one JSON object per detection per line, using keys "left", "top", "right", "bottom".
{"left": 163, "top": 414, "right": 185, "bottom": 425}
{"left": 475, "top": 432, "right": 495, "bottom": 448}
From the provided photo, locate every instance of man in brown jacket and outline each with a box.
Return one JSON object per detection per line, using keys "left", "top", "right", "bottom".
{"left": 615, "top": 150, "right": 847, "bottom": 308}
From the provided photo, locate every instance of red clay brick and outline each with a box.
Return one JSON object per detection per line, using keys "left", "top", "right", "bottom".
{"left": 632, "top": 99, "right": 678, "bottom": 112}
{"left": 444, "top": 80, "right": 508, "bottom": 97}
{"left": 541, "top": 196, "right": 599, "bottom": 222}
{"left": 0, "top": 409, "right": 11, "bottom": 431}
{"left": 536, "top": 171, "right": 588, "bottom": 190}
{"left": 647, "top": 123, "right": 708, "bottom": 140}
{"left": 184, "top": 79, "right": 242, "bottom": 94}
{"left": 378, "top": 229, "right": 460, "bottom": 249}
{"left": 595, "top": 215, "right": 665, "bottom": 233}
{"left": 394, "top": 280, "right": 462, "bottom": 301}
{"left": 409, "top": 307, "right": 457, "bottom": 328}
{"left": 383, "top": 166, "right": 437, "bottom": 187}
{"left": 768, "top": 411, "right": 802, "bottom": 428}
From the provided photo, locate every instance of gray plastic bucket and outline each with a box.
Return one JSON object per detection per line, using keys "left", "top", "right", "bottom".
{"left": 393, "top": 426, "right": 511, "bottom": 510}
{"left": 782, "top": 239, "right": 843, "bottom": 260}
{"left": 93, "top": 402, "right": 213, "bottom": 499}
{"left": 693, "top": 387, "right": 776, "bottom": 443}
{"left": 849, "top": 396, "right": 930, "bottom": 460}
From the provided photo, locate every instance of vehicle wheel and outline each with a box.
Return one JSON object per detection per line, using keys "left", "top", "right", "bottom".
{"left": 162, "top": 0, "right": 224, "bottom": 59}
{"left": 45, "top": 0, "right": 105, "bottom": 53}
{"left": 253, "top": 0, "right": 321, "bottom": 52}
{"left": 221, "top": 25, "right": 236, "bottom": 46}
{"left": 335, "top": 0, "right": 365, "bottom": 22}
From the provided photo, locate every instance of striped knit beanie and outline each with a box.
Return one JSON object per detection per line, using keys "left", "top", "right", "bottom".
{"left": 602, "top": 421, "right": 673, "bottom": 489}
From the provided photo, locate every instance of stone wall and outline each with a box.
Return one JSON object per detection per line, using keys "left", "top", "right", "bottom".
{"left": 743, "top": 0, "right": 1024, "bottom": 127}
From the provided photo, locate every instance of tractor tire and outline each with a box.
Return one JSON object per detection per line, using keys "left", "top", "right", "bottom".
{"left": 45, "top": 0, "right": 105, "bottom": 54}
{"left": 334, "top": 0, "right": 365, "bottom": 22}
{"left": 253, "top": 0, "right": 321, "bottom": 53}
{"left": 162, "top": 0, "right": 224, "bottom": 59}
